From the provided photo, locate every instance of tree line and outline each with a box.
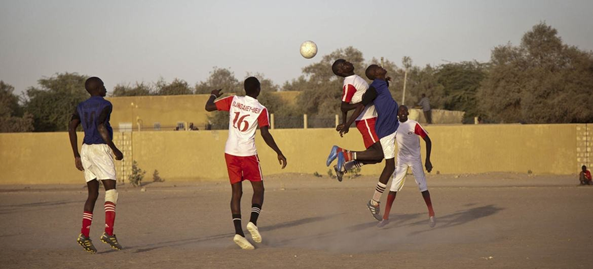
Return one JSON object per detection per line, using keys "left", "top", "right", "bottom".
{"left": 1, "top": 23, "right": 592, "bottom": 132}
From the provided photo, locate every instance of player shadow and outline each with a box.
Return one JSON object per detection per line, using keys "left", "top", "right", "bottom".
{"left": 403, "top": 204, "right": 505, "bottom": 235}
{"left": 130, "top": 214, "right": 343, "bottom": 253}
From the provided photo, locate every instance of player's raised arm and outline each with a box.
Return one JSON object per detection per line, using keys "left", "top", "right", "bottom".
{"left": 68, "top": 108, "right": 84, "bottom": 171}
{"left": 260, "top": 126, "right": 287, "bottom": 169}
{"left": 97, "top": 105, "right": 123, "bottom": 161}
{"left": 205, "top": 89, "right": 223, "bottom": 111}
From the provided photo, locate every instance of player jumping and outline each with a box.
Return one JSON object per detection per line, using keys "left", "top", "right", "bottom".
{"left": 326, "top": 59, "right": 382, "bottom": 181}
{"left": 330, "top": 64, "right": 399, "bottom": 221}
{"left": 68, "top": 77, "right": 124, "bottom": 253}
{"left": 377, "top": 105, "right": 436, "bottom": 228}
{"left": 205, "top": 77, "right": 287, "bottom": 250}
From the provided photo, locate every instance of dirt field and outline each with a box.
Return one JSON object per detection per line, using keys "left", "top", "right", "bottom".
{"left": 1, "top": 173, "right": 592, "bottom": 269}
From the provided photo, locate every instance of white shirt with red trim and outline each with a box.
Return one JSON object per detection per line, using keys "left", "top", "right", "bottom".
{"left": 341, "top": 75, "right": 377, "bottom": 121}
{"left": 215, "top": 95, "right": 269, "bottom": 156}
{"left": 395, "top": 119, "right": 428, "bottom": 160}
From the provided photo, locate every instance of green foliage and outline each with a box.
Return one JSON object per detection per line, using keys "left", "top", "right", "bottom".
{"left": 477, "top": 22, "right": 593, "bottom": 123}
{"left": 0, "top": 81, "right": 34, "bottom": 132}
{"left": 327, "top": 168, "right": 336, "bottom": 179}
{"left": 24, "top": 73, "right": 88, "bottom": 131}
{"left": 111, "top": 82, "right": 152, "bottom": 97}
{"left": 195, "top": 67, "right": 241, "bottom": 94}
{"left": 435, "top": 61, "right": 487, "bottom": 123}
{"left": 155, "top": 78, "right": 193, "bottom": 95}
{"left": 313, "top": 171, "right": 322, "bottom": 177}
{"left": 129, "top": 161, "right": 146, "bottom": 187}
{"left": 153, "top": 169, "right": 165, "bottom": 182}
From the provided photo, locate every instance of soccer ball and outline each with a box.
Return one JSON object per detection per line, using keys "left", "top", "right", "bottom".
{"left": 300, "top": 40, "right": 318, "bottom": 59}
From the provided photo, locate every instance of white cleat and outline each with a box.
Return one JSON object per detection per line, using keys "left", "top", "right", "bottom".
{"left": 233, "top": 234, "right": 255, "bottom": 250}
{"left": 246, "top": 222, "right": 262, "bottom": 243}
{"left": 429, "top": 216, "right": 436, "bottom": 228}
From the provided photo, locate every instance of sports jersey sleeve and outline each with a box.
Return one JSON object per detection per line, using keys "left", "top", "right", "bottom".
{"left": 215, "top": 96, "right": 233, "bottom": 111}
{"left": 586, "top": 171, "right": 592, "bottom": 180}
{"left": 71, "top": 106, "right": 81, "bottom": 121}
{"left": 414, "top": 123, "right": 428, "bottom": 138}
{"left": 258, "top": 108, "right": 270, "bottom": 128}
{"left": 341, "top": 84, "right": 357, "bottom": 103}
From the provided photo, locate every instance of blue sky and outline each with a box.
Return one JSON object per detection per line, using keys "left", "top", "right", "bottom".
{"left": 1, "top": 0, "right": 592, "bottom": 94}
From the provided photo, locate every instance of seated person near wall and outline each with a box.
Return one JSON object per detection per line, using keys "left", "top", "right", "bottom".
{"left": 189, "top": 122, "right": 199, "bottom": 131}
{"left": 580, "top": 165, "right": 592, "bottom": 185}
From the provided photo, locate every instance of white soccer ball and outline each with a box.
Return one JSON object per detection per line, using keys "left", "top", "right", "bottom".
{"left": 300, "top": 40, "right": 318, "bottom": 59}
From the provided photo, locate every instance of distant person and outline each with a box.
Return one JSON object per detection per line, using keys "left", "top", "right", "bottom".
{"left": 68, "top": 77, "right": 124, "bottom": 253}
{"left": 189, "top": 122, "right": 199, "bottom": 131}
{"left": 377, "top": 105, "right": 436, "bottom": 228}
{"left": 205, "top": 77, "right": 287, "bottom": 250}
{"left": 580, "top": 165, "right": 592, "bottom": 185}
{"left": 417, "top": 93, "right": 432, "bottom": 124}
{"left": 205, "top": 120, "right": 213, "bottom": 130}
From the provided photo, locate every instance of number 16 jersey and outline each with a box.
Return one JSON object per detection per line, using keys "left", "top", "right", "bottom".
{"left": 215, "top": 95, "right": 270, "bottom": 156}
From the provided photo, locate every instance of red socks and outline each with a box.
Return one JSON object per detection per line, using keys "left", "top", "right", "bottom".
{"left": 104, "top": 202, "right": 116, "bottom": 235}
{"left": 337, "top": 148, "right": 354, "bottom": 162}
{"left": 81, "top": 211, "right": 93, "bottom": 237}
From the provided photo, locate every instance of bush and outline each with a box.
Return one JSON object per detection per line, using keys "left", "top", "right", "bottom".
{"left": 129, "top": 161, "right": 146, "bottom": 187}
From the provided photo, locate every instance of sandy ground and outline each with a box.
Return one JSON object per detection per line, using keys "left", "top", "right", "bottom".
{"left": 0, "top": 172, "right": 592, "bottom": 269}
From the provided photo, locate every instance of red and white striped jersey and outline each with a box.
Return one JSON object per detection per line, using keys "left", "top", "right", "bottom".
{"left": 341, "top": 74, "right": 377, "bottom": 121}
{"left": 215, "top": 95, "right": 269, "bottom": 156}
{"left": 395, "top": 119, "right": 428, "bottom": 160}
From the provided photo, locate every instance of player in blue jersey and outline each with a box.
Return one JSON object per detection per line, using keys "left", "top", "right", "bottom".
{"left": 68, "top": 77, "right": 124, "bottom": 253}
{"left": 330, "top": 64, "right": 399, "bottom": 221}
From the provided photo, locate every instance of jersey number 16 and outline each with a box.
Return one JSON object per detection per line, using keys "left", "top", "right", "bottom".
{"left": 232, "top": 112, "right": 250, "bottom": 132}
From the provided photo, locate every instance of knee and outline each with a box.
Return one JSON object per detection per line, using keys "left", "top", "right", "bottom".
{"left": 88, "top": 191, "right": 99, "bottom": 201}
{"left": 232, "top": 190, "right": 243, "bottom": 198}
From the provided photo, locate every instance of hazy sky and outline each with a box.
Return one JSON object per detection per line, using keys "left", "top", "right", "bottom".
{"left": 1, "top": 0, "right": 592, "bottom": 94}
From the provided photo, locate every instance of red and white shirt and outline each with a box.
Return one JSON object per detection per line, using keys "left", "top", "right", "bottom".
{"left": 395, "top": 119, "right": 428, "bottom": 160}
{"left": 215, "top": 95, "right": 269, "bottom": 156}
{"left": 341, "top": 75, "right": 377, "bottom": 121}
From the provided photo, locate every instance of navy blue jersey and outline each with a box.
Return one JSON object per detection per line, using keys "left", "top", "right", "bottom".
{"left": 75, "top": 96, "right": 113, "bottom": 145}
{"left": 366, "top": 79, "right": 398, "bottom": 138}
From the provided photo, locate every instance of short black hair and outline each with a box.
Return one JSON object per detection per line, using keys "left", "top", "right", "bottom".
{"left": 332, "top": 59, "right": 346, "bottom": 75}
{"left": 365, "top": 64, "right": 379, "bottom": 80}
{"left": 244, "top": 76, "right": 260, "bottom": 95}
{"left": 583, "top": 165, "right": 587, "bottom": 169}
{"left": 85, "top": 77, "right": 103, "bottom": 93}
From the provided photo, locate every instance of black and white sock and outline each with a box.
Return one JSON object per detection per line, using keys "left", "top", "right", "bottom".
{"left": 249, "top": 204, "right": 261, "bottom": 226}
{"left": 372, "top": 182, "right": 387, "bottom": 205}
{"left": 232, "top": 214, "right": 244, "bottom": 236}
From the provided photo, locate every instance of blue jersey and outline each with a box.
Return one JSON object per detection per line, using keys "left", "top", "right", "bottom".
{"left": 76, "top": 96, "right": 113, "bottom": 145}
{"left": 368, "top": 79, "right": 398, "bottom": 138}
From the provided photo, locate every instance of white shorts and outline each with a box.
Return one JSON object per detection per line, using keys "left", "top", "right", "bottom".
{"left": 379, "top": 131, "right": 397, "bottom": 160}
{"left": 390, "top": 156, "right": 427, "bottom": 192}
{"left": 80, "top": 144, "right": 116, "bottom": 182}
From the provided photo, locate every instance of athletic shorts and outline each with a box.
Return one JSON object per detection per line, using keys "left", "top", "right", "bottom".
{"left": 379, "top": 131, "right": 397, "bottom": 160}
{"left": 390, "top": 156, "right": 428, "bottom": 192}
{"left": 224, "top": 153, "right": 263, "bottom": 185}
{"left": 80, "top": 144, "right": 116, "bottom": 182}
{"left": 356, "top": 118, "right": 379, "bottom": 149}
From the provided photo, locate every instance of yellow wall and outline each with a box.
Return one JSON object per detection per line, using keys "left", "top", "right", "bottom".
{"left": 0, "top": 124, "right": 589, "bottom": 184}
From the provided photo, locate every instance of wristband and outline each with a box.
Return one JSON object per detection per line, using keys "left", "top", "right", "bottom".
{"left": 211, "top": 94, "right": 218, "bottom": 98}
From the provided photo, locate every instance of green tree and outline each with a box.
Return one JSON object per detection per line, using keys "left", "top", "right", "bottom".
{"left": 478, "top": 23, "right": 593, "bottom": 123}
{"left": 155, "top": 78, "right": 193, "bottom": 95}
{"left": 195, "top": 67, "right": 241, "bottom": 94}
{"left": 0, "top": 81, "right": 34, "bottom": 132}
{"left": 25, "top": 73, "right": 88, "bottom": 131}
{"left": 435, "top": 61, "right": 487, "bottom": 123}
{"left": 110, "top": 82, "right": 152, "bottom": 96}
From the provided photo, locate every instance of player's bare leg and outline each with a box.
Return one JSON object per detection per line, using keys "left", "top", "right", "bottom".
{"left": 231, "top": 182, "right": 254, "bottom": 250}
{"left": 100, "top": 179, "right": 122, "bottom": 250}
{"left": 78, "top": 179, "right": 99, "bottom": 253}
{"left": 422, "top": 190, "right": 436, "bottom": 227}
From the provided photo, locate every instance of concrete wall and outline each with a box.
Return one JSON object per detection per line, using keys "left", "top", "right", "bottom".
{"left": 1, "top": 124, "right": 589, "bottom": 184}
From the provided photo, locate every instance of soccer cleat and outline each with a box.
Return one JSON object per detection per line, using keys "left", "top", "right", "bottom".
{"left": 246, "top": 222, "right": 262, "bottom": 243}
{"left": 100, "top": 233, "right": 123, "bottom": 250}
{"left": 233, "top": 234, "right": 255, "bottom": 250}
{"left": 429, "top": 216, "right": 436, "bottom": 228}
{"left": 377, "top": 218, "right": 390, "bottom": 228}
{"left": 367, "top": 200, "right": 382, "bottom": 221}
{"left": 326, "top": 146, "right": 340, "bottom": 166}
{"left": 77, "top": 234, "right": 97, "bottom": 254}
{"left": 333, "top": 165, "right": 344, "bottom": 182}
{"left": 337, "top": 152, "right": 346, "bottom": 172}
